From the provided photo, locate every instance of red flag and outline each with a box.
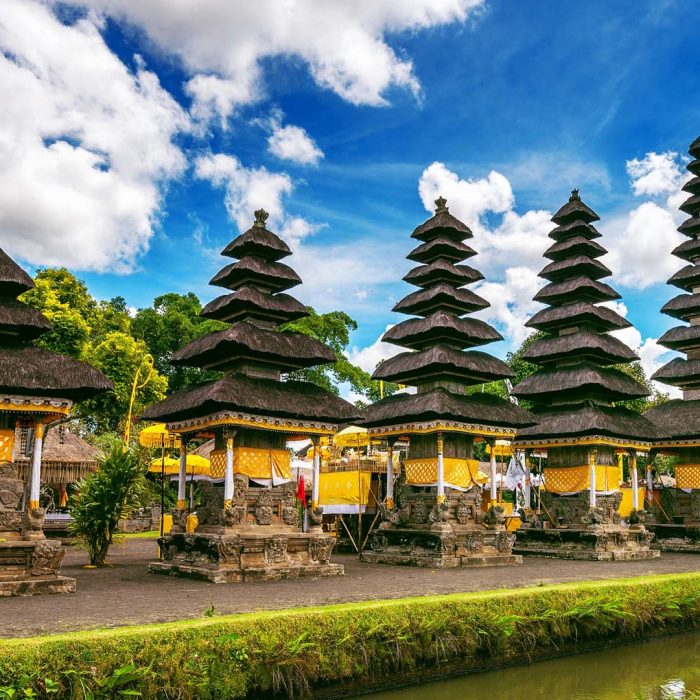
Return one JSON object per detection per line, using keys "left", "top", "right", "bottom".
{"left": 296, "top": 475, "right": 307, "bottom": 507}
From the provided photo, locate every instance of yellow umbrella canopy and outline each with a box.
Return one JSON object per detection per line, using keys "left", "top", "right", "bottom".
{"left": 148, "top": 455, "right": 210, "bottom": 476}
{"left": 139, "top": 423, "right": 181, "bottom": 449}
{"left": 485, "top": 440, "right": 513, "bottom": 458}
{"left": 333, "top": 425, "right": 378, "bottom": 449}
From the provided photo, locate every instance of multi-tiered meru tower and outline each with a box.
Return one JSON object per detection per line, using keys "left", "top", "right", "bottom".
{"left": 0, "top": 249, "right": 112, "bottom": 595}
{"left": 362, "top": 198, "right": 535, "bottom": 567}
{"left": 512, "top": 190, "right": 660, "bottom": 560}
{"left": 646, "top": 135, "right": 700, "bottom": 551}
{"left": 143, "top": 209, "right": 360, "bottom": 582}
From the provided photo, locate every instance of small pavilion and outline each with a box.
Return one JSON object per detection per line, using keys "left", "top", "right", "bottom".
{"left": 646, "top": 135, "right": 700, "bottom": 550}
{"left": 0, "top": 249, "right": 112, "bottom": 595}
{"left": 361, "top": 197, "right": 535, "bottom": 567}
{"left": 143, "top": 209, "right": 360, "bottom": 582}
{"left": 511, "top": 190, "right": 660, "bottom": 560}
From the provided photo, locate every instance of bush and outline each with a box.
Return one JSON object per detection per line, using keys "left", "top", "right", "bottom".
{"left": 0, "top": 573, "right": 699, "bottom": 698}
{"left": 68, "top": 442, "right": 146, "bottom": 566}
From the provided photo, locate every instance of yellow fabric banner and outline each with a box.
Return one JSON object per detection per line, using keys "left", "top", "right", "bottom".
{"left": 0, "top": 429, "right": 14, "bottom": 463}
{"left": 319, "top": 470, "right": 372, "bottom": 506}
{"left": 209, "top": 447, "right": 291, "bottom": 480}
{"left": 676, "top": 464, "right": 700, "bottom": 489}
{"left": 404, "top": 458, "right": 484, "bottom": 489}
{"left": 544, "top": 464, "right": 621, "bottom": 493}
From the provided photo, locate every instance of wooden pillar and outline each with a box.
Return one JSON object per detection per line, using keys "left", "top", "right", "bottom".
{"left": 312, "top": 435, "right": 321, "bottom": 509}
{"left": 224, "top": 433, "right": 234, "bottom": 507}
{"left": 489, "top": 440, "right": 498, "bottom": 502}
{"left": 436, "top": 431, "right": 445, "bottom": 504}
{"left": 589, "top": 448, "right": 597, "bottom": 509}
{"left": 177, "top": 440, "right": 187, "bottom": 510}
{"left": 386, "top": 442, "right": 394, "bottom": 509}
{"left": 28, "top": 422, "right": 44, "bottom": 509}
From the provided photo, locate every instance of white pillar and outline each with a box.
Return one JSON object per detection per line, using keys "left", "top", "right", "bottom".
{"left": 489, "top": 441, "right": 498, "bottom": 502}
{"left": 523, "top": 452, "right": 531, "bottom": 508}
{"left": 29, "top": 422, "right": 44, "bottom": 509}
{"left": 177, "top": 443, "right": 187, "bottom": 510}
{"left": 589, "top": 449, "right": 597, "bottom": 509}
{"left": 224, "top": 435, "right": 234, "bottom": 506}
{"left": 386, "top": 444, "right": 394, "bottom": 508}
{"left": 631, "top": 451, "right": 639, "bottom": 510}
{"left": 436, "top": 431, "right": 445, "bottom": 504}
{"left": 312, "top": 436, "right": 321, "bottom": 508}
{"left": 646, "top": 463, "right": 654, "bottom": 505}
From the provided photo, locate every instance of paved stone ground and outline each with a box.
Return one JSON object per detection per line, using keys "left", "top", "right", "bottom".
{"left": 2, "top": 539, "right": 699, "bottom": 638}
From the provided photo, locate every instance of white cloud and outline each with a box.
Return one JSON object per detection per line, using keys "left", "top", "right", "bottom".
{"left": 347, "top": 325, "right": 401, "bottom": 374}
{"left": 75, "top": 0, "right": 484, "bottom": 118}
{"left": 267, "top": 120, "right": 324, "bottom": 166}
{"left": 185, "top": 74, "right": 255, "bottom": 129}
{"left": 0, "top": 1, "right": 187, "bottom": 272}
{"left": 627, "top": 151, "right": 686, "bottom": 197}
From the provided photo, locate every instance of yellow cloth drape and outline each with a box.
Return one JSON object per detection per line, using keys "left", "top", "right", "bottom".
{"left": 404, "top": 458, "right": 484, "bottom": 489}
{"left": 148, "top": 455, "right": 210, "bottom": 476}
{"left": 544, "top": 464, "right": 621, "bottom": 493}
{"left": 319, "top": 470, "right": 372, "bottom": 506}
{"left": 0, "top": 429, "right": 14, "bottom": 463}
{"left": 675, "top": 464, "right": 700, "bottom": 489}
{"left": 209, "top": 447, "right": 291, "bottom": 480}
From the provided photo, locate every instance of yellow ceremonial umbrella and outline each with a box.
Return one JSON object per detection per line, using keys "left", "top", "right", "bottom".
{"left": 333, "top": 425, "right": 379, "bottom": 449}
{"left": 148, "top": 455, "right": 210, "bottom": 477}
{"left": 485, "top": 440, "right": 513, "bottom": 458}
{"left": 139, "top": 423, "right": 181, "bottom": 449}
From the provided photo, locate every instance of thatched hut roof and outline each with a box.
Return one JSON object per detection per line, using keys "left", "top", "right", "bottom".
{"left": 170, "top": 321, "right": 335, "bottom": 372}
{"left": 678, "top": 216, "right": 700, "bottom": 236}
{"left": 660, "top": 292, "right": 700, "bottom": 320}
{"left": 521, "top": 330, "right": 637, "bottom": 366}
{"left": 200, "top": 286, "right": 308, "bottom": 325}
{"left": 651, "top": 358, "right": 700, "bottom": 388}
{"left": 687, "top": 158, "right": 700, "bottom": 176}
{"left": 142, "top": 373, "right": 362, "bottom": 424}
{"left": 410, "top": 199, "right": 472, "bottom": 242}
{"left": 0, "top": 249, "right": 35, "bottom": 296}
{"left": 548, "top": 220, "right": 602, "bottom": 242}
{"left": 210, "top": 256, "right": 302, "bottom": 293}
{"left": 403, "top": 260, "right": 483, "bottom": 288}
{"left": 533, "top": 275, "right": 620, "bottom": 306}
{"left": 683, "top": 175, "right": 700, "bottom": 195}
{"left": 671, "top": 237, "right": 700, "bottom": 262}
{"left": 690, "top": 135, "right": 700, "bottom": 158}
{"left": 392, "top": 283, "right": 489, "bottom": 317}
{"left": 668, "top": 264, "right": 700, "bottom": 292}
{"left": 680, "top": 193, "right": 700, "bottom": 215}
{"left": 646, "top": 399, "right": 700, "bottom": 441}
{"left": 0, "top": 299, "right": 51, "bottom": 342}
{"left": 407, "top": 237, "right": 476, "bottom": 264}
{"left": 544, "top": 236, "right": 607, "bottom": 261}
{"left": 526, "top": 301, "right": 631, "bottom": 333}
{"left": 539, "top": 255, "right": 611, "bottom": 282}
{"left": 658, "top": 324, "right": 700, "bottom": 352}
{"left": 221, "top": 225, "right": 291, "bottom": 261}
{"left": 551, "top": 190, "right": 600, "bottom": 225}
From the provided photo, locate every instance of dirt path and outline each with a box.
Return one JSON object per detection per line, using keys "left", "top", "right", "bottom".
{"left": 1, "top": 539, "right": 698, "bottom": 639}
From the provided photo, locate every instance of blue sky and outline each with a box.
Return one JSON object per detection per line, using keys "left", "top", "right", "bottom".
{"left": 1, "top": 0, "right": 698, "bottom": 384}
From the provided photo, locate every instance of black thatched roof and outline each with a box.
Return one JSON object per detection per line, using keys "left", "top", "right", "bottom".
{"left": 372, "top": 346, "right": 513, "bottom": 386}
{"left": 392, "top": 283, "right": 490, "bottom": 317}
{"left": 539, "top": 255, "right": 611, "bottom": 282}
{"left": 688, "top": 158, "right": 700, "bottom": 176}
{"left": 544, "top": 235, "right": 607, "bottom": 261}
{"left": 548, "top": 220, "right": 603, "bottom": 243}
{"left": 678, "top": 216, "right": 700, "bottom": 237}
{"left": 0, "top": 299, "right": 51, "bottom": 342}
{"left": 407, "top": 236, "right": 476, "bottom": 264}
{"left": 527, "top": 300, "right": 630, "bottom": 333}
{"left": 533, "top": 276, "right": 620, "bottom": 306}
{"left": 221, "top": 225, "right": 291, "bottom": 262}
{"left": 516, "top": 403, "right": 662, "bottom": 442}
{"left": 363, "top": 388, "right": 535, "bottom": 429}
{"left": 403, "top": 260, "right": 484, "bottom": 288}
{"left": 210, "top": 256, "right": 302, "bottom": 293}
{"left": 200, "top": 286, "right": 309, "bottom": 324}
{"left": 672, "top": 237, "right": 700, "bottom": 262}
{"left": 410, "top": 198, "right": 473, "bottom": 243}
{"left": 521, "top": 330, "right": 637, "bottom": 366}
{"left": 680, "top": 193, "right": 700, "bottom": 215}
{"left": 651, "top": 358, "right": 700, "bottom": 388}
{"left": 551, "top": 190, "right": 600, "bottom": 226}
{"left": 382, "top": 312, "right": 502, "bottom": 350}
{"left": 661, "top": 292, "right": 700, "bottom": 320}
{"left": 0, "top": 347, "right": 113, "bottom": 400}
{"left": 645, "top": 399, "right": 700, "bottom": 441}
{"left": 512, "top": 363, "right": 648, "bottom": 404}
{"left": 691, "top": 135, "right": 700, "bottom": 159}
{"left": 170, "top": 321, "right": 334, "bottom": 372}
{"left": 683, "top": 176, "right": 700, "bottom": 195}
{"left": 0, "top": 249, "right": 35, "bottom": 297}
{"left": 658, "top": 324, "right": 700, "bottom": 352}
{"left": 668, "top": 264, "right": 700, "bottom": 291}
{"left": 142, "top": 373, "right": 361, "bottom": 424}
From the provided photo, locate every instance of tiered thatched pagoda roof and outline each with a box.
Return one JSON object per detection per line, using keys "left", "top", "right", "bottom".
{"left": 513, "top": 190, "right": 660, "bottom": 446}
{"left": 143, "top": 210, "right": 360, "bottom": 429}
{"left": 364, "top": 197, "right": 534, "bottom": 433}
{"left": 0, "top": 250, "right": 112, "bottom": 404}
{"left": 646, "top": 136, "right": 700, "bottom": 443}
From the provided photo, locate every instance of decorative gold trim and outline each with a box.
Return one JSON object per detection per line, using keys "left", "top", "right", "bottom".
{"left": 652, "top": 439, "right": 700, "bottom": 450}
{"left": 0, "top": 395, "right": 72, "bottom": 417}
{"left": 368, "top": 420, "right": 517, "bottom": 439}
{"left": 167, "top": 411, "right": 338, "bottom": 436}
{"left": 515, "top": 435, "right": 651, "bottom": 451}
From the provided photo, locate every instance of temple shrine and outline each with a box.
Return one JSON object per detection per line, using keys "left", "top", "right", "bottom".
{"left": 0, "top": 249, "right": 112, "bottom": 595}
{"left": 142, "top": 209, "right": 360, "bottom": 582}
{"left": 512, "top": 190, "right": 660, "bottom": 560}
{"left": 361, "top": 197, "right": 535, "bottom": 567}
{"left": 646, "top": 135, "right": 700, "bottom": 550}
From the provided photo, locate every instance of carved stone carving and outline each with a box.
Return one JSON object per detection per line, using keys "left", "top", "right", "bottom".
{"left": 691, "top": 491, "right": 700, "bottom": 521}
{"left": 216, "top": 536, "right": 242, "bottom": 564}
{"left": 255, "top": 491, "right": 274, "bottom": 525}
{"left": 171, "top": 508, "right": 188, "bottom": 533}
{"left": 0, "top": 465, "right": 23, "bottom": 512}
{"left": 310, "top": 537, "right": 334, "bottom": 563}
{"left": 30, "top": 540, "right": 64, "bottom": 576}
{"left": 0, "top": 510, "right": 22, "bottom": 531}
{"left": 483, "top": 505, "right": 506, "bottom": 526}
{"left": 495, "top": 531, "right": 515, "bottom": 554}
{"left": 411, "top": 499, "right": 429, "bottom": 524}
{"left": 223, "top": 503, "right": 246, "bottom": 526}
{"left": 465, "top": 533, "right": 484, "bottom": 553}
{"left": 429, "top": 500, "right": 448, "bottom": 524}
{"left": 282, "top": 505, "right": 300, "bottom": 527}
{"left": 265, "top": 535, "right": 287, "bottom": 563}
{"left": 307, "top": 504, "right": 323, "bottom": 526}
{"left": 22, "top": 506, "right": 45, "bottom": 535}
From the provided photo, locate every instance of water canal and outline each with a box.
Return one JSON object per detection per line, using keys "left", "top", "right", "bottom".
{"left": 364, "top": 633, "right": 700, "bottom": 699}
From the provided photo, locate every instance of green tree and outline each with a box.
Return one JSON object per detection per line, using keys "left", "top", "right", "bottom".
{"left": 69, "top": 442, "right": 146, "bottom": 566}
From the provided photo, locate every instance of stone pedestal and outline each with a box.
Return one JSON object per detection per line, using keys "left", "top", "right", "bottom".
{"left": 361, "top": 487, "right": 521, "bottom": 567}
{"left": 514, "top": 492, "right": 659, "bottom": 560}
{"left": 648, "top": 489, "right": 700, "bottom": 552}
{"left": 149, "top": 477, "right": 343, "bottom": 582}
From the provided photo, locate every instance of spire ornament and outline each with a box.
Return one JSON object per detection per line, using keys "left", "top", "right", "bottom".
{"left": 434, "top": 196, "right": 449, "bottom": 214}
{"left": 253, "top": 208, "right": 269, "bottom": 229}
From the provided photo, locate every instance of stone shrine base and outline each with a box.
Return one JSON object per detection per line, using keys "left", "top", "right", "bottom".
{"left": 514, "top": 525, "right": 660, "bottom": 561}
{"left": 361, "top": 525, "right": 522, "bottom": 568}
{"left": 0, "top": 540, "right": 75, "bottom": 597}
{"left": 648, "top": 523, "right": 700, "bottom": 553}
{"left": 149, "top": 530, "right": 343, "bottom": 583}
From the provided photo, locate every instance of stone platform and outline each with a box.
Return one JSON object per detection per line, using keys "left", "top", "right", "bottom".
{"left": 649, "top": 490, "right": 700, "bottom": 552}
{"left": 0, "top": 539, "right": 75, "bottom": 597}
{"left": 648, "top": 523, "right": 700, "bottom": 553}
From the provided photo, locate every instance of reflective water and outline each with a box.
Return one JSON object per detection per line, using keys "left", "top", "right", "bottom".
{"left": 366, "top": 633, "right": 700, "bottom": 699}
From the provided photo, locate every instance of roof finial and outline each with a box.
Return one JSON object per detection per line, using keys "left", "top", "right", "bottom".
{"left": 570, "top": 188, "right": 580, "bottom": 201}
{"left": 253, "top": 208, "right": 269, "bottom": 229}
{"left": 434, "top": 196, "right": 449, "bottom": 214}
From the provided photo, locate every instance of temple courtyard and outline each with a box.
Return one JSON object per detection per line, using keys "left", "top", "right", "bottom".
{"left": 2, "top": 537, "right": 699, "bottom": 639}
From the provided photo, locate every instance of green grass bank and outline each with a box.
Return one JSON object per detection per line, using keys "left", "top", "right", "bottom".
{"left": 1, "top": 573, "right": 699, "bottom": 699}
